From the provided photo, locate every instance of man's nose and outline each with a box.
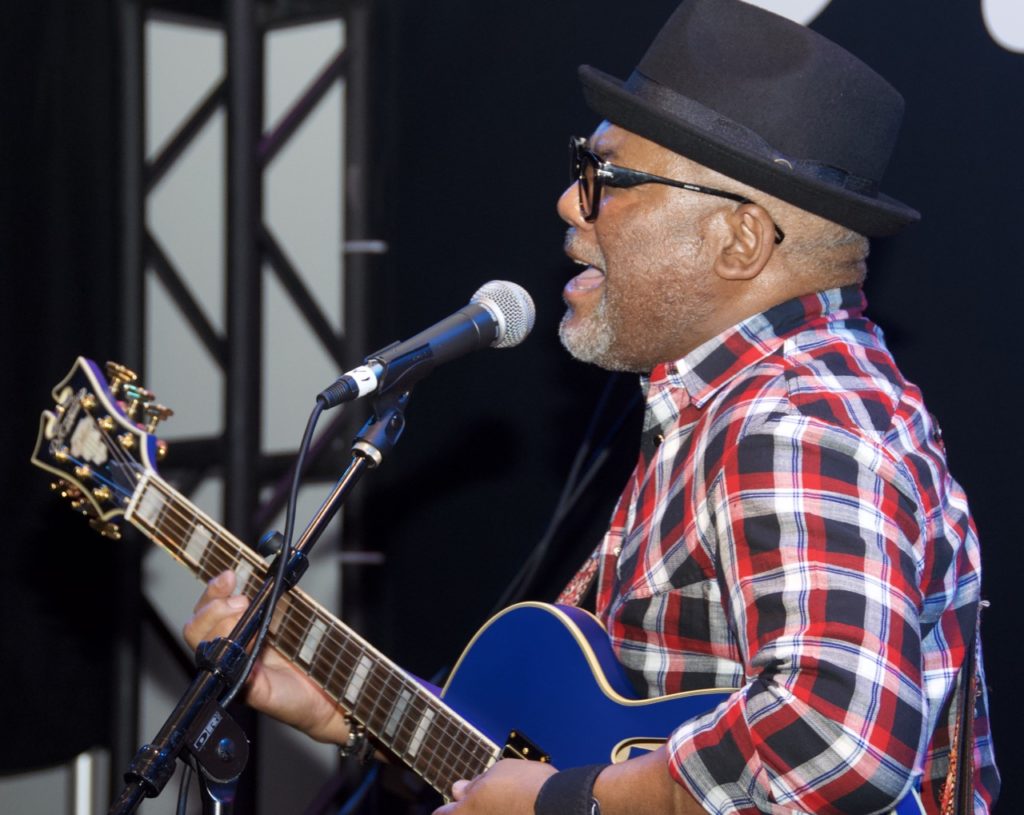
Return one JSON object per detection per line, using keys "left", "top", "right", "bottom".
{"left": 557, "top": 181, "right": 591, "bottom": 229}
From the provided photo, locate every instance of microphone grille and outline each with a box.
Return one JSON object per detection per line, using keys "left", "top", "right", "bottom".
{"left": 471, "top": 280, "right": 536, "bottom": 348}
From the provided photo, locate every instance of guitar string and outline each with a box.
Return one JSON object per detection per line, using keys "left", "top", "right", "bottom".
{"left": 65, "top": 403, "right": 147, "bottom": 502}
{"left": 71, "top": 395, "right": 500, "bottom": 786}
{"left": 134, "top": 478, "right": 501, "bottom": 785}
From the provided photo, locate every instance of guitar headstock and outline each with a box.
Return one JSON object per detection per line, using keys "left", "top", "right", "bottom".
{"left": 31, "top": 357, "right": 173, "bottom": 539}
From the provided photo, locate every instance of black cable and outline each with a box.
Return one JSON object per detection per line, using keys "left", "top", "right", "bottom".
{"left": 172, "top": 400, "right": 330, "bottom": 810}
{"left": 224, "top": 398, "right": 327, "bottom": 705}
{"left": 175, "top": 763, "right": 192, "bottom": 815}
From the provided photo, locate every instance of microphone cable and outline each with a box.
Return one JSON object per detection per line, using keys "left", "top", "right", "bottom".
{"left": 176, "top": 399, "right": 330, "bottom": 815}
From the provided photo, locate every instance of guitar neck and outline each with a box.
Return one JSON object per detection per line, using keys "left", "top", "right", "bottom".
{"left": 125, "top": 471, "right": 500, "bottom": 795}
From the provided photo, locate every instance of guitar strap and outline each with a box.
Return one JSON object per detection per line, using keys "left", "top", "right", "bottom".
{"left": 940, "top": 602, "right": 984, "bottom": 815}
{"left": 556, "top": 551, "right": 601, "bottom": 608}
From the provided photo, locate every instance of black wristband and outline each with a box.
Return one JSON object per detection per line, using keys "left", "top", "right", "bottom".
{"left": 534, "top": 763, "right": 608, "bottom": 815}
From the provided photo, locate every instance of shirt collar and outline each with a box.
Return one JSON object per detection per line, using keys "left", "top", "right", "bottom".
{"left": 642, "top": 286, "right": 866, "bottom": 417}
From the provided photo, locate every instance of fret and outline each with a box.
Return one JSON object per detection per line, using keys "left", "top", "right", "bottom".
{"left": 268, "top": 594, "right": 291, "bottom": 641}
{"left": 320, "top": 635, "right": 350, "bottom": 701}
{"left": 233, "top": 556, "right": 255, "bottom": 596}
{"left": 298, "top": 616, "right": 327, "bottom": 666}
{"left": 472, "top": 739, "right": 500, "bottom": 776}
{"left": 184, "top": 521, "right": 212, "bottom": 566}
{"left": 393, "top": 692, "right": 429, "bottom": 757}
{"left": 360, "top": 663, "right": 399, "bottom": 736}
{"left": 134, "top": 482, "right": 165, "bottom": 527}
{"left": 405, "top": 705, "right": 435, "bottom": 761}
{"left": 427, "top": 711, "right": 463, "bottom": 789}
{"left": 419, "top": 706, "right": 449, "bottom": 787}
{"left": 344, "top": 652, "right": 373, "bottom": 707}
{"left": 454, "top": 732, "right": 483, "bottom": 786}
{"left": 195, "top": 532, "right": 222, "bottom": 582}
{"left": 384, "top": 687, "right": 413, "bottom": 741}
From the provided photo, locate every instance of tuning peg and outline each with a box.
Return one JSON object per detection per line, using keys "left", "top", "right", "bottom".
{"left": 144, "top": 403, "right": 174, "bottom": 433}
{"left": 81, "top": 393, "right": 98, "bottom": 411}
{"left": 74, "top": 464, "right": 92, "bottom": 480}
{"left": 89, "top": 518, "right": 122, "bottom": 540}
{"left": 122, "top": 384, "right": 154, "bottom": 419}
{"left": 51, "top": 480, "right": 82, "bottom": 500}
{"left": 71, "top": 498, "right": 98, "bottom": 518}
{"left": 118, "top": 432, "right": 135, "bottom": 450}
{"left": 93, "top": 486, "right": 112, "bottom": 502}
{"left": 105, "top": 362, "right": 139, "bottom": 397}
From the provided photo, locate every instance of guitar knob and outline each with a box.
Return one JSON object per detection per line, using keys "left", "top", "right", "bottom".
{"left": 105, "top": 362, "right": 139, "bottom": 397}
{"left": 118, "top": 432, "right": 135, "bottom": 450}
{"left": 144, "top": 403, "right": 174, "bottom": 433}
{"left": 93, "top": 486, "right": 112, "bottom": 502}
{"left": 74, "top": 465, "right": 92, "bottom": 480}
{"left": 157, "top": 440, "right": 169, "bottom": 461}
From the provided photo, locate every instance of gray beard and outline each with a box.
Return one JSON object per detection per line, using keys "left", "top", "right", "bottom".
{"left": 558, "top": 297, "right": 640, "bottom": 373}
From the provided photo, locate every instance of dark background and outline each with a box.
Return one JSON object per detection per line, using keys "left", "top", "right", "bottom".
{"left": 2, "top": 0, "right": 1019, "bottom": 810}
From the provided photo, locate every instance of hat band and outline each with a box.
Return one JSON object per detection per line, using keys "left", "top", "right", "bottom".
{"left": 625, "top": 72, "right": 880, "bottom": 198}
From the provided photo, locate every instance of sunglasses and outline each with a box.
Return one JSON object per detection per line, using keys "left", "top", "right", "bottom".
{"left": 570, "top": 136, "right": 784, "bottom": 244}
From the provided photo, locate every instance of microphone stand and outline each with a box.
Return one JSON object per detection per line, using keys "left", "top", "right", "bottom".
{"left": 109, "top": 390, "right": 411, "bottom": 815}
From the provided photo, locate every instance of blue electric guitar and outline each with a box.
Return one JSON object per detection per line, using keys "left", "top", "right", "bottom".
{"left": 32, "top": 358, "right": 925, "bottom": 814}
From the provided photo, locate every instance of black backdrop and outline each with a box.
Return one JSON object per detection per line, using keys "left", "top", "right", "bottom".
{"left": 2, "top": 0, "right": 1019, "bottom": 810}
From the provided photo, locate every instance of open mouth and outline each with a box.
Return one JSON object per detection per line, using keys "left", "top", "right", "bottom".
{"left": 565, "top": 264, "right": 605, "bottom": 294}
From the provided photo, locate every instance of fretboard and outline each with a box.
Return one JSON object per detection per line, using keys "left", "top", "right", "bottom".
{"left": 125, "top": 471, "right": 501, "bottom": 795}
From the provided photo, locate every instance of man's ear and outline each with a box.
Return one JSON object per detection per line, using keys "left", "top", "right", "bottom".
{"left": 713, "top": 204, "right": 777, "bottom": 281}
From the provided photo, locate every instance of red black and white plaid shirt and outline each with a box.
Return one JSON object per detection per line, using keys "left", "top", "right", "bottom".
{"left": 592, "top": 287, "right": 998, "bottom": 813}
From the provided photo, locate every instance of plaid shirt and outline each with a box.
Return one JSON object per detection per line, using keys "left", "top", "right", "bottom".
{"left": 593, "top": 287, "right": 998, "bottom": 813}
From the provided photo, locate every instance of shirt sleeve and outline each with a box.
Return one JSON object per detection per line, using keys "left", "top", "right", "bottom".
{"left": 667, "top": 416, "right": 926, "bottom": 814}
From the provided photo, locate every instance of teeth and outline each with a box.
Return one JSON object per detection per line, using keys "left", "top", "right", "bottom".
{"left": 573, "top": 258, "right": 588, "bottom": 266}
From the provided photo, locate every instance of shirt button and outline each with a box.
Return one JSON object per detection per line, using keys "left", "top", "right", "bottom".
{"left": 613, "top": 546, "right": 622, "bottom": 557}
{"left": 654, "top": 433, "right": 664, "bottom": 446}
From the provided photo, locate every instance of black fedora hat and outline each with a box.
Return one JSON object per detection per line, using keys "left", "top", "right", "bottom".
{"left": 579, "top": 0, "right": 920, "bottom": 236}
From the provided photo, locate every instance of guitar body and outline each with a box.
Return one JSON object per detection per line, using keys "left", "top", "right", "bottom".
{"left": 443, "top": 602, "right": 730, "bottom": 766}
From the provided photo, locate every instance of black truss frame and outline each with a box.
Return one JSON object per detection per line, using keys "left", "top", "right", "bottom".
{"left": 113, "top": 1, "right": 380, "bottom": 810}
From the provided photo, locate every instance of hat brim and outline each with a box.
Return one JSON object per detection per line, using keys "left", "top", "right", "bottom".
{"left": 580, "top": 65, "right": 920, "bottom": 237}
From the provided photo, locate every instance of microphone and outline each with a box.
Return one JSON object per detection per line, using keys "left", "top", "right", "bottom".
{"left": 317, "top": 280, "right": 535, "bottom": 408}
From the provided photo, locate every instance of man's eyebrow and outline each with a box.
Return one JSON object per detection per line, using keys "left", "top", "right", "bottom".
{"left": 589, "top": 141, "right": 620, "bottom": 162}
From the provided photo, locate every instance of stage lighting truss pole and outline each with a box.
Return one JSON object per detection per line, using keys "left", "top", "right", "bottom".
{"left": 115, "top": 1, "right": 380, "bottom": 809}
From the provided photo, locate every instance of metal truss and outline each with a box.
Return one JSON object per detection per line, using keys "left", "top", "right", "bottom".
{"left": 113, "top": 0, "right": 381, "bottom": 809}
